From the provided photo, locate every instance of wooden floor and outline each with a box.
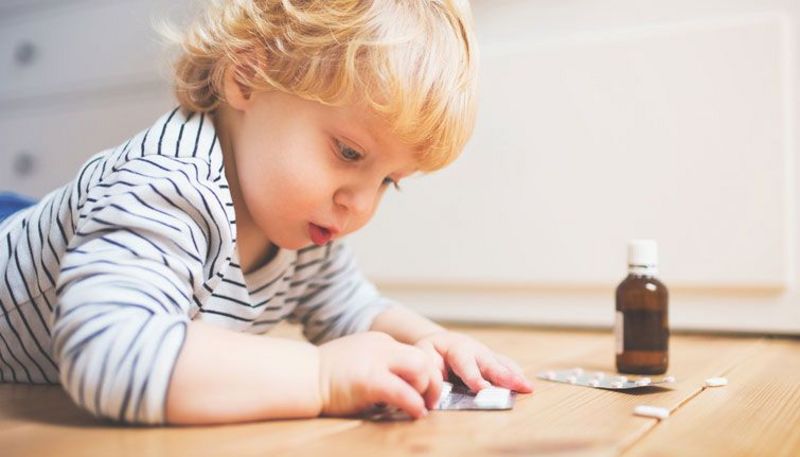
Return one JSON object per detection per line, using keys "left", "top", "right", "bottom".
{"left": 1, "top": 324, "right": 798, "bottom": 456}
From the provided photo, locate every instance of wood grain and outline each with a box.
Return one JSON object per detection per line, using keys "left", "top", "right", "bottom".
{"left": 268, "top": 327, "right": 763, "bottom": 457}
{"left": 0, "top": 383, "right": 361, "bottom": 457}
{"left": 623, "top": 337, "right": 800, "bottom": 457}
{"left": 0, "top": 324, "right": 795, "bottom": 457}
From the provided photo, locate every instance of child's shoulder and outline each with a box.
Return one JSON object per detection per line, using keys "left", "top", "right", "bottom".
{"left": 102, "top": 108, "right": 223, "bottom": 183}
{"left": 66, "top": 107, "right": 232, "bottom": 226}
{"left": 133, "top": 108, "right": 219, "bottom": 165}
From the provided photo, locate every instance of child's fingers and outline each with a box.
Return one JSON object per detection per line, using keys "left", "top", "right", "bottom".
{"left": 424, "top": 364, "right": 444, "bottom": 410}
{"left": 431, "top": 349, "right": 447, "bottom": 380}
{"left": 477, "top": 353, "right": 517, "bottom": 388}
{"left": 494, "top": 353, "right": 534, "bottom": 392}
{"left": 494, "top": 353, "right": 524, "bottom": 375}
{"left": 449, "top": 350, "right": 490, "bottom": 392}
{"left": 418, "top": 341, "right": 447, "bottom": 379}
{"left": 389, "top": 346, "right": 433, "bottom": 392}
{"left": 371, "top": 373, "right": 427, "bottom": 419}
{"left": 389, "top": 346, "right": 442, "bottom": 411}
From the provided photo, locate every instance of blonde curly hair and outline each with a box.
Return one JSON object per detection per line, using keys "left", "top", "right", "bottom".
{"left": 170, "top": 0, "right": 477, "bottom": 171}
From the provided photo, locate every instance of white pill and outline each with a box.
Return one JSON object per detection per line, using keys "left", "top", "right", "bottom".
{"left": 705, "top": 377, "right": 728, "bottom": 387}
{"left": 572, "top": 367, "right": 584, "bottom": 375}
{"left": 545, "top": 371, "right": 557, "bottom": 380}
{"left": 593, "top": 372, "right": 606, "bottom": 379}
{"left": 617, "top": 376, "right": 628, "bottom": 383}
{"left": 474, "top": 387, "right": 511, "bottom": 408}
{"left": 435, "top": 382, "right": 454, "bottom": 409}
{"left": 611, "top": 381, "right": 624, "bottom": 388}
{"left": 440, "top": 382, "right": 453, "bottom": 397}
{"left": 664, "top": 376, "right": 676, "bottom": 383}
{"left": 636, "top": 378, "right": 652, "bottom": 387}
{"left": 567, "top": 376, "right": 577, "bottom": 384}
{"left": 634, "top": 405, "right": 670, "bottom": 420}
{"left": 588, "top": 379, "right": 600, "bottom": 387}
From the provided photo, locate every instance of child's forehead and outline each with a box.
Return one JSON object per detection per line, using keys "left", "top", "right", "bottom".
{"left": 329, "top": 98, "right": 388, "bottom": 135}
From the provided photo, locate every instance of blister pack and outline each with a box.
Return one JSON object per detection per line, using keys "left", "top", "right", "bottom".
{"left": 435, "top": 381, "right": 515, "bottom": 410}
{"left": 364, "top": 381, "right": 515, "bottom": 421}
{"left": 537, "top": 368, "right": 676, "bottom": 390}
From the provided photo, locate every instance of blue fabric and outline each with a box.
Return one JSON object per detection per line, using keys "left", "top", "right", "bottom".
{"left": 0, "top": 192, "right": 37, "bottom": 223}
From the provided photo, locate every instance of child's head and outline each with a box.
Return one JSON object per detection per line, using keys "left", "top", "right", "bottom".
{"left": 169, "top": 0, "right": 478, "bottom": 252}
{"left": 173, "top": 0, "right": 477, "bottom": 173}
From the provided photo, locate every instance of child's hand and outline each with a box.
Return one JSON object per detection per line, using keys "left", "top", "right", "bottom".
{"left": 317, "top": 332, "right": 442, "bottom": 419}
{"left": 414, "top": 330, "right": 533, "bottom": 394}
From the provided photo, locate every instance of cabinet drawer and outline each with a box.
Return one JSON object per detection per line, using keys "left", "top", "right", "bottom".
{"left": 0, "top": 89, "right": 175, "bottom": 197}
{"left": 0, "top": 0, "right": 91, "bottom": 17}
{"left": 0, "top": 0, "right": 80, "bottom": 17}
{"left": 0, "top": 0, "right": 186, "bottom": 104}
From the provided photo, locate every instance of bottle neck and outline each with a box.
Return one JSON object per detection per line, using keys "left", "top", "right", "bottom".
{"left": 628, "top": 264, "right": 658, "bottom": 276}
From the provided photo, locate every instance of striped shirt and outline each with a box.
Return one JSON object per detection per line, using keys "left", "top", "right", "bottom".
{"left": 0, "top": 108, "right": 394, "bottom": 424}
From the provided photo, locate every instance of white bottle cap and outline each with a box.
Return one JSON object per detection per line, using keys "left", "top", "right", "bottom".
{"left": 628, "top": 239, "right": 658, "bottom": 267}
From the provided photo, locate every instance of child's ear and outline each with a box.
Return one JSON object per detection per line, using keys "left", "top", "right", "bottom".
{"left": 222, "top": 64, "right": 254, "bottom": 111}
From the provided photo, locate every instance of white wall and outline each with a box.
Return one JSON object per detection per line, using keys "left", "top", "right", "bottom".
{"left": 349, "top": 0, "right": 800, "bottom": 334}
{"left": 2, "top": 0, "right": 797, "bottom": 334}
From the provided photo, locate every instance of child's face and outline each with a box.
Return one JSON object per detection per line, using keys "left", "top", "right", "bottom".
{"left": 223, "top": 89, "right": 418, "bottom": 250}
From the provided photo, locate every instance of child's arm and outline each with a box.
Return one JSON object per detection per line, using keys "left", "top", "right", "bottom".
{"left": 287, "top": 242, "right": 396, "bottom": 344}
{"left": 165, "top": 321, "right": 322, "bottom": 423}
{"left": 167, "top": 322, "right": 442, "bottom": 423}
{"left": 369, "top": 303, "right": 447, "bottom": 344}
{"left": 370, "top": 305, "right": 534, "bottom": 394}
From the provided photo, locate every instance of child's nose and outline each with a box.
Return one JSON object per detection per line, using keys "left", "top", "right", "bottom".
{"left": 333, "top": 185, "right": 376, "bottom": 220}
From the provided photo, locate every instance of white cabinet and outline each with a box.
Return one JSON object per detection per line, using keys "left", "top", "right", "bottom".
{"left": 0, "top": 0, "right": 192, "bottom": 197}
{"left": 0, "top": 91, "right": 175, "bottom": 196}
{"left": 0, "top": 1, "right": 170, "bottom": 103}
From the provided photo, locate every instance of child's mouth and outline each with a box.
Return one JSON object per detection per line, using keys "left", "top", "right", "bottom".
{"left": 309, "top": 223, "right": 332, "bottom": 246}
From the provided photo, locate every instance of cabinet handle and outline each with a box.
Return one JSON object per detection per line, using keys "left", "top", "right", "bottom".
{"left": 12, "top": 150, "right": 36, "bottom": 176}
{"left": 14, "top": 41, "right": 37, "bottom": 66}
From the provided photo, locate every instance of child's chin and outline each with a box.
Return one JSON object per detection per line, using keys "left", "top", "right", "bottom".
{"left": 265, "top": 234, "right": 308, "bottom": 251}
{"left": 284, "top": 239, "right": 317, "bottom": 250}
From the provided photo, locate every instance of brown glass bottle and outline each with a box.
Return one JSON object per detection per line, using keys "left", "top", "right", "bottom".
{"left": 615, "top": 240, "right": 669, "bottom": 374}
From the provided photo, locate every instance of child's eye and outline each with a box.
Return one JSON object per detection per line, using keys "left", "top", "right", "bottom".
{"left": 383, "top": 177, "right": 401, "bottom": 191}
{"left": 336, "top": 140, "right": 363, "bottom": 162}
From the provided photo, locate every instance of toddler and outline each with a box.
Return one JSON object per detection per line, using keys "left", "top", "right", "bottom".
{"left": 0, "top": 0, "right": 532, "bottom": 424}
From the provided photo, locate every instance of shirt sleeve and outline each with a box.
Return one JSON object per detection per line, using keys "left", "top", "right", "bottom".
{"left": 53, "top": 155, "right": 231, "bottom": 424}
{"left": 288, "top": 241, "right": 396, "bottom": 345}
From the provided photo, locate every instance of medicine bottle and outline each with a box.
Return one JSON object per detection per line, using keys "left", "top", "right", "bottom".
{"left": 615, "top": 240, "right": 669, "bottom": 374}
